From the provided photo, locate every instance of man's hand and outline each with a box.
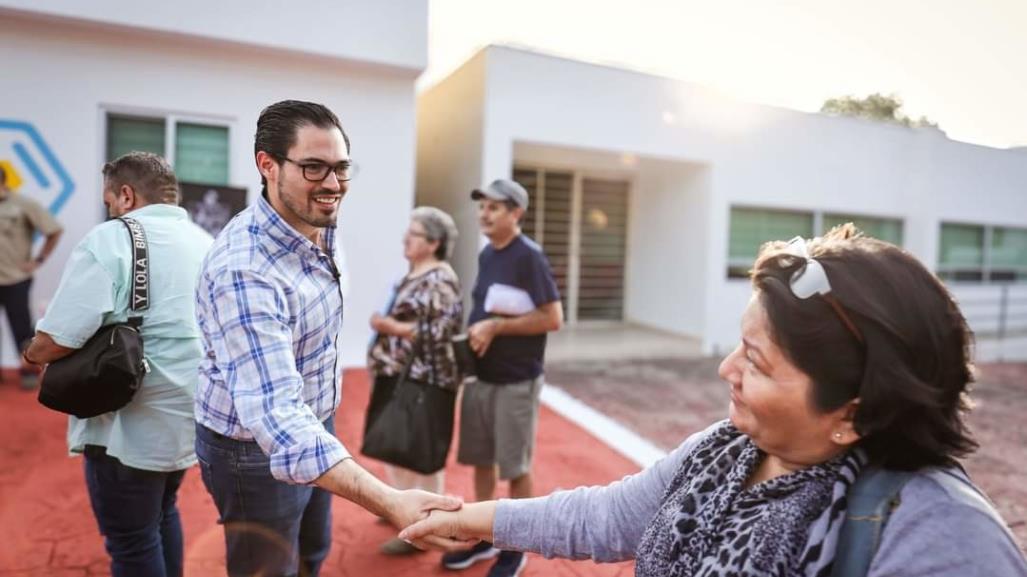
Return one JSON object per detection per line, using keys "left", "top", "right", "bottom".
{"left": 399, "top": 501, "right": 497, "bottom": 552}
{"left": 19, "top": 260, "right": 39, "bottom": 275}
{"left": 24, "top": 331, "right": 76, "bottom": 365}
{"left": 314, "top": 460, "right": 465, "bottom": 550}
{"left": 468, "top": 318, "right": 500, "bottom": 357}
{"left": 384, "top": 490, "right": 467, "bottom": 550}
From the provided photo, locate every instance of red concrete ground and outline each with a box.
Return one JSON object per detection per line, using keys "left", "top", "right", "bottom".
{"left": 0, "top": 370, "right": 638, "bottom": 577}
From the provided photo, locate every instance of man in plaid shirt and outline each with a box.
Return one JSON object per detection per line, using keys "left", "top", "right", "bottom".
{"left": 194, "top": 100, "right": 460, "bottom": 576}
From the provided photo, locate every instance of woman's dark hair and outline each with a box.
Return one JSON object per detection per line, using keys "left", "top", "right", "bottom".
{"left": 255, "top": 100, "right": 349, "bottom": 195}
{"left": 751, "top": 223, "right": 977, "bottom": 470}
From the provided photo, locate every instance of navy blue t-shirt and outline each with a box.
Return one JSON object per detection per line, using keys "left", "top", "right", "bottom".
{"left": 469, "top": 235, "right": 560, "bottom": 384}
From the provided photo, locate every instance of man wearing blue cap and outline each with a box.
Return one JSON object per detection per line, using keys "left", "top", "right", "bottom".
{"left": 442, "top": 178, "right": 563, "bottom": 577}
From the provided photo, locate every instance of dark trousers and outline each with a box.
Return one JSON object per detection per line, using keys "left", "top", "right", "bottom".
{"left": 195, "top": 420, "right": 334, "bottom": 577}
{"left": 0, "top": 278, "right": 33, "bottom": 352}
{"left": 83, "top": 445, "right": 187, "bottom": 577}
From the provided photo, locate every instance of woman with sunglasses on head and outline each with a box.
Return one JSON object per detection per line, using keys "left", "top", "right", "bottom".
{"left": 401, "top": 224, "right": 1027, "bottom": 576}
{"left": 366, "top": 206, "right": 465, "bottom": 556}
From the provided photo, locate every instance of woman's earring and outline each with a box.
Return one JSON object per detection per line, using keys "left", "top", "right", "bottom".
{"left": 833, "top": 432, "right": 843, "bottom": 440}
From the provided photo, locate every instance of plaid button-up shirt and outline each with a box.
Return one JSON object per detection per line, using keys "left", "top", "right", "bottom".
{"left": 194, "top": 196, "right": 348, "bottom": 484}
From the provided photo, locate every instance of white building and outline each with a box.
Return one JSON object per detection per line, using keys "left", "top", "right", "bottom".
{"left": 417, "top": 46, "right": 1027, "bottom": 357}
{"left": 0, "top": 1, "right": 427, "bottom": 368}
{"left": 3, "top": 15, "right": 1024, "bottom": 371}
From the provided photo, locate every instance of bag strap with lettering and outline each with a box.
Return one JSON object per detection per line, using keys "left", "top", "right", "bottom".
{"left": 117, "top": 217, "right": 150, "bottom": 325}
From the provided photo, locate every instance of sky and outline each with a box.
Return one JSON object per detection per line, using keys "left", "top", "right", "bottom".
{"left": 424, "top": 0, "right": 1027, "bottom": 150}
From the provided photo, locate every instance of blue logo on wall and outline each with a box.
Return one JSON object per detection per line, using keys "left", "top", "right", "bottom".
{"left": 0, "top": 119, "right": 75, "bottom": 215}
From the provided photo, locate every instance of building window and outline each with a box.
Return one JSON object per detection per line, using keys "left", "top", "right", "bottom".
{"left": 939, "top": 223, "right": 1027, "bottom": 282}
{"left": 727, "top": 207, "right": 906, "bottom": 278}
{"left": 174, "top": 123, "right": 229, "bottom": 185}
{"left": 823, "top": 213, "right": 903, "bottom": 246}
{"left": 990, "top": 227, "right": 1027, "bottom": 282}
{"left": 938, "top": 223, "right": 984, "bottom": 281}
{"left": 107, "top": 116, "right": 165, "bottom": 159}
{"left": 106, "top": 114, "right": 229, "bottom": 185}
{"left": 728, "top": 207, "right": 814, "bottom": 278}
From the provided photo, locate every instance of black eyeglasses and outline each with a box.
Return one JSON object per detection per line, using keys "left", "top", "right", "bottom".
{"left": 282, "top": 158, "right": 357, "bottom": 182}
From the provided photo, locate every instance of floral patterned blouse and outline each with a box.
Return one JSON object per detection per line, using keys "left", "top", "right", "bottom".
{"left": 367, "top": 264, "right": 464, "bottom": 390}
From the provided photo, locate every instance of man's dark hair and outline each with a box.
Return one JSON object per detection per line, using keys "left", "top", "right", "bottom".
{"left": 751, "top": 223, "right": 977, "bottom": 471}
{"left": 102, "top": 152, "right": 179, "bottom": 205}
{"left": 254, "top": 100, "right": 349, "bottom": 195}
{"left": 0, "top": 164, "right": 7, "bottom": 185}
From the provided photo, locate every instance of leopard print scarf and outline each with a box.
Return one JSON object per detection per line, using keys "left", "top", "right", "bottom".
{"left": 636, "top": 421, "right": 865, "bottom": 577}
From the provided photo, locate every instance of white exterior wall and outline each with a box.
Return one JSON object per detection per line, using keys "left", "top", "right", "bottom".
{"left": 0, "top": 0, "right": 426, "bottom": 72}
{"left": 420, "top": 46, "right": 1027, "bottom": 356}
{"left": 415, "top": 52, "right": 487, "bottom": 312}
{"left": 628, "top": 159, "right": 711, "bottom": 337}
{"left": 0, "top": 9, "right": 426, "bottom": 367}
{"left": 703, "top": 113, "right": 1027, "bottom": 354}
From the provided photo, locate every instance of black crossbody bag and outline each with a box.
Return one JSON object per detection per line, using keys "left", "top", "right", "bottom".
{"left": 38, "top": 217, "right": 151, "bottom": 418}
{"left": 362, "top": 300, "right": 457, "bottom": 474}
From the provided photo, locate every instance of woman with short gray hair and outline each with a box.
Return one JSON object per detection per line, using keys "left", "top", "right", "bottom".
{"left": 409, "top": 206, "right": 459, "bottom": 261}
{"left": 366, "top": 206, "right": 465, "bottom": 555}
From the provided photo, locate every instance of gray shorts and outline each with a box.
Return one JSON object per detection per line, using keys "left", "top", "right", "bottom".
{"left": 456, "top": 376, "right": 543, "bottom": 480}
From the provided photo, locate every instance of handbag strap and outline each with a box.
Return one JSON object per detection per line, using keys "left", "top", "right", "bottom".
{"left": 395, "top": 292, "right": 438, "bottom": 390}
{"left": 423, "top": 295, "right": 437, "bottom": 387}
{"left": 117, "top": 217, "right": 150, "bottom": 319}
{"left": 395, "top": 329, "right": 421, "bottom": 387}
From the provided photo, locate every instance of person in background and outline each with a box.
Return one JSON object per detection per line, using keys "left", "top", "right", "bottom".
{"left": 402, "top": 224, "right": 1027, "bottom": 577}
{"left": 24, "top": 152, "right": 212, "bottom": 577}
{"left": 367, "top": 206, "right": 464, "bottom": 555}
{"left": 0, "top": 163, "right": 62, "bottom": 389}
{"left": 441, "top": 179, "right": 562, "bottom": 577}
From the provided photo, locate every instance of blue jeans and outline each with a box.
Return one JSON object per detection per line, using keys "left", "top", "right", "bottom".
{"left": 195, "top": 420, "right": 334, "bottom": 577}
{"left": 83, "top": 445, "right": 186, "bottom": 577}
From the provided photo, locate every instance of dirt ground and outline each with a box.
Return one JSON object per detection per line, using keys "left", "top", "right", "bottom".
{"left": 547, "top": 358, "right": 1027, "bottom": 549}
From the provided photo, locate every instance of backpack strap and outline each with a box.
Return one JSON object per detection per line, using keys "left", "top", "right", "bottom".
{"left": 830, "top": 466, "right": 914, "bottom": 577}
{"left": 832, "top": 465, "right": 1018, "bottom": 577}
{"left": 922, "top": 468, "right": 1021, "bottom": 551}
{"left": 117, "top": 217, "right": 150, "bottom": 318}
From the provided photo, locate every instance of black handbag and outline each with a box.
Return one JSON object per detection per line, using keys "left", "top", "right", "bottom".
{"left": 450, "top": 332, "right": 477, "bottom": 382}
{"left": 38, "top": 217, "right": 151, "bottom": 418}
{"left": 362, "top": 306, "right": 456, "bottom": 475}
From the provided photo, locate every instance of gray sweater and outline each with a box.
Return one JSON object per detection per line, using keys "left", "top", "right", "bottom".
{"left": 494, "top": 427, "right": 1027, "bottom": 576}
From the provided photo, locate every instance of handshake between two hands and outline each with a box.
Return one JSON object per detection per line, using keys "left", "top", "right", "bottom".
{"left": 385, "top": 489, "right": 494, "bottom": 552}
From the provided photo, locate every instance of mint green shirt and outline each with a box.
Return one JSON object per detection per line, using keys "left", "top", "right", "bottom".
{"left": 37, "top": 204, "right": 213, "bottom": 471}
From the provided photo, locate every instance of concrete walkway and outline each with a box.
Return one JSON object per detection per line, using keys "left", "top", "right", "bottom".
{"left": 0, "top": 370, "right": 640, "bottom": 577}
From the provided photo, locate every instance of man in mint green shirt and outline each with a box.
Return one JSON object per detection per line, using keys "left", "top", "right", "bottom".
{"left": 24, "top": 152, "right": 212, "bottom": 577}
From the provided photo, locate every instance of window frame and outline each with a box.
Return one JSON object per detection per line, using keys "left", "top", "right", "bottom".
{"left": 103, "top": 106, "right": 233, "bottom": 186}
{"left": 726, "top": 206, "right": 906, "bottom": 280}
{"left": 726, "top": 205, "right": 816, "bottom": 279}
{"left": 938, "top": 221, "right": 1027, "bottom": 284}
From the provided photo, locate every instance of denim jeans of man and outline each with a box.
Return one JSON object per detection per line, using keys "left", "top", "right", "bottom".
{"left": 83, "top": 444, "right": 187, "bottom": 577}
{"left": 195, "top": 419, "right": 334, "bottom": 577}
